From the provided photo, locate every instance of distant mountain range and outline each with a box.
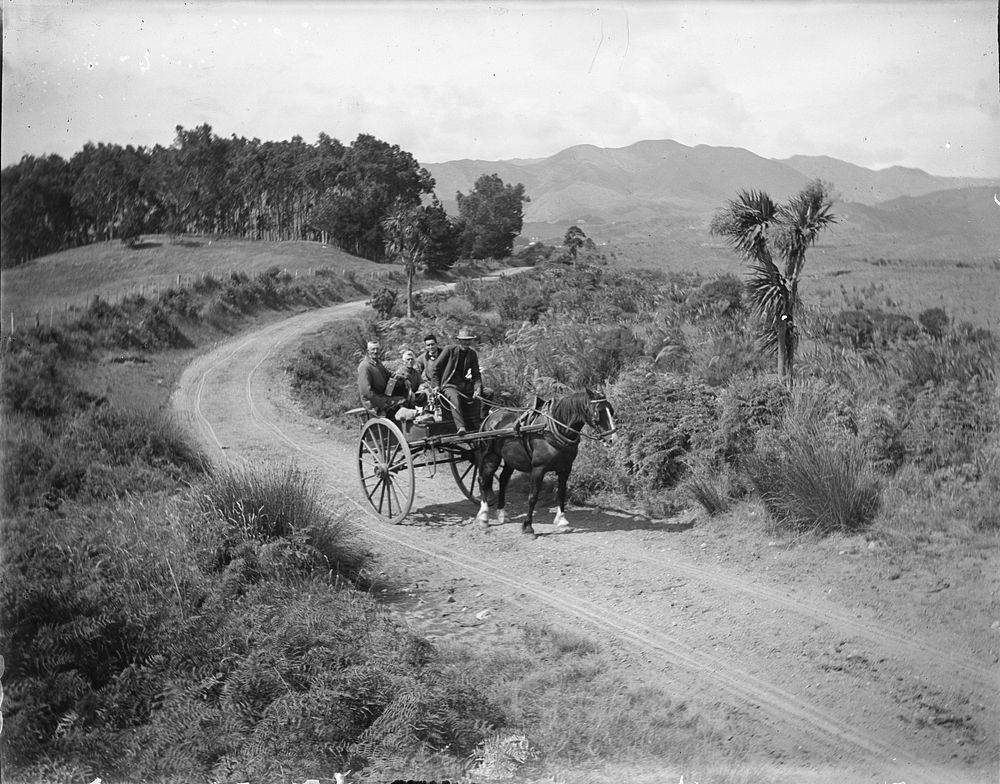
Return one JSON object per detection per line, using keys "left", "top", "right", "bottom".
{"left": 425, "top": 140, "right": 999, "bottom": 261}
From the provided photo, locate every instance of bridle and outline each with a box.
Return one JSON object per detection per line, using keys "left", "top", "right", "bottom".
{"left": 584, "top": 396, "right": 617, "bottom": 441}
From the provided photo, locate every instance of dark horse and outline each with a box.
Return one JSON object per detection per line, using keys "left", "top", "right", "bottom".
{"left": 475, "top": 390, "right": 616, "bottom": 536}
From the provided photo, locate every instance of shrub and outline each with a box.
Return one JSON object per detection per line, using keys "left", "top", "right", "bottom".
{"left": 199, "top": 463, "right": 368, "bottom": 583}
{"left": 1, "top": 498, "right": 211, "bottom": 771}
{"left": 682, "top": 463, "right": 732, "bottom": 516}
{"left": 711, "top": 373, "right": 789, "bottom": 466}
{"left": 503, "top": 322, "right": 645, "bottom": 391}
{"left": 685, "top": 274, "right": 743, "bottom": 321}
{"left": 1, "top": 348, "right": 99, "bottom": 422}
{"left": 76, "top": 298, "right": 193, "bottom": 351}
{"left": 134, "top": 583, "right": 502, "bottom": 781}
{"left": 285, "top": 321, "right": 370, "bottom": 418}
{"left": 856, "top": 401, "right": 907, "bottom": 474}
{"left": 747, "top": 422, "right": 881, "bottom": 534}
{"left": 368, "top": 287, "right": 399, "bottom": 318}
{"left": 918, "top": 306, "right": 949, "bottom": 339}
{"left": 687, "top": 326, "right": 767, "bottom": 387}
{"left": 899, "top": 327, "right": 998, "bottom": 390}
{"left": 901, "top": 381, "right": 997, "bottom": 470}
{"left": 607, "top": 369, "right": 718, "bottom": 491}
{"left": 68, "top": 405, "right": 208, "bottom": 475}
{"left": 827, "top": 308, "right": 919, "bottom": 350}
{"left": 565, "top": 439, "right": 621, "bottom": 503}
{"left": 200, "top": 463, "right": 324, "bottom": 540}
{"left": 513, "top": 242, "right": 555, "bottom": 265}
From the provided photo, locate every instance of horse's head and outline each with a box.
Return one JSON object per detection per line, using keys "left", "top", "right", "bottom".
{"left": 585, "top": 389, "right": 617, "bottom": 443}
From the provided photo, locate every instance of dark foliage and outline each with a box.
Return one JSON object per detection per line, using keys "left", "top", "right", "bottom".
{"left": 608, "top": 369, "right": 718, "bottom": 490}
{"left": 685, "top": 274, "right": 744, "bottom": 321}
{"left": 917, "top": 306, "right": 949, "bottom": 339}
{"left": 827, "top": 308, "right": 919, "bottom": 349}
{"left": 456, "top": 174, "right": 529, "bottom": 260}
{"left": 368, "top": 287, "right": 399, "bottom": 319}
{"left": 1, "top": 127, "right": 444, "bottom": 266}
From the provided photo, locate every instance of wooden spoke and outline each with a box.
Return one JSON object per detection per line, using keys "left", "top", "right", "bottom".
{"left": 356, "top": 418, "right": 414, "bottom": 524}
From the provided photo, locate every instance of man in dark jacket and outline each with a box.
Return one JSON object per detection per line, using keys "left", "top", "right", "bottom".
{"left": 430, "top": 327, "right": 482, "bottom": 434}
{"left": 357, "top": 340, "right": 406, "bottom": 416}
{"left": 415, "top": 333, "right": 441, "bottom": 386}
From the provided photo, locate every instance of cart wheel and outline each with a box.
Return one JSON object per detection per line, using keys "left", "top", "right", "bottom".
{"left": 449, "top": 450, "right": 480, "bottom": 504}
{"left": 358, "top": 418, "right": 415, "bottom": 524}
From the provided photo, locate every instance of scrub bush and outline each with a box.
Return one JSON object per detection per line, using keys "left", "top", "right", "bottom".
{"left": 607, "top": 369, "right": 718, "bottom": 491}
{"left": 747, "top": 421, "right": 881, "bottom": 534}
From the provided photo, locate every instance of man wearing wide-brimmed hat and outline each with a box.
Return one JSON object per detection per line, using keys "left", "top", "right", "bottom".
{"left": 430, "top": 326, "right": 483, "bottom": 434}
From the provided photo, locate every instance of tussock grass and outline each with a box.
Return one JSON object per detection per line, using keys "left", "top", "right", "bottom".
{"left": 748, "top": 422, "right": 881, "bottom": 534}
{"left": 201, "top": 462, "right": 323, "bottom": 539}
{"left": 71, "top": 405, "right": 209, "bottom": 475}
{"left": 683, "top": 467, "right": 731, "bottom": 516}
{"left": 199, "top": 462, "right": 369, "bottom": 584}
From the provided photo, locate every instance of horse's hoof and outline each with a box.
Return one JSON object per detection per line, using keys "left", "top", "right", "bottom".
{"left": 522, "top": 526, "right": 536, "bottom": 538}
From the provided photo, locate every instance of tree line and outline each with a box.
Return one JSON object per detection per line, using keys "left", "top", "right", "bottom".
{"left": 0, "top": 124, "right": 529, "bottom": 269}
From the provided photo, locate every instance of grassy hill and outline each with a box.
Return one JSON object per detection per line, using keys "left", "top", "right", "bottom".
{"left": 777, "top": 154, "right": 994, "bottom": 203}
{"left": 0, "top": 236, "right": 390, "bottom": 331}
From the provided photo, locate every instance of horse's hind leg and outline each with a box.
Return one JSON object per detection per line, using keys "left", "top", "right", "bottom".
{"left": 552, "top": 468, "right": 571, "bottom": 527}
{"left": 496, "top": 464, "right": 515, "bottom": 527}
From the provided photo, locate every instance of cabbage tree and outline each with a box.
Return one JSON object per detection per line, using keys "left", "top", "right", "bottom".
{"left": 710, "top": 180, "right": 836, "bottom": 386}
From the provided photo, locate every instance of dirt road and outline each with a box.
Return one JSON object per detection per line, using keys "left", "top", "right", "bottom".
{"left": 172, "top": 296, "right": 998, "bottom": 784}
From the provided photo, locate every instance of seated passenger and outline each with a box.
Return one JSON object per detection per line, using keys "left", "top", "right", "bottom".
{"left": 431, "top": 326, "right": 483, "bottom": 435}
{"left": 415, "top": 333, "right": 442, "bottom": 387}
{"left": 387, "top": 348, "right": 428, "bottom": 407}
{"left": 357, "top": 340, "right": 406, "bottom": 417}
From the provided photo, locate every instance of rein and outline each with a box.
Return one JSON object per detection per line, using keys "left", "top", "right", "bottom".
{"left": 540, "top": 399, "right": 582, "bottom": 449}
{"left": 479, "top": 393, "right": 613, "bottom": 445}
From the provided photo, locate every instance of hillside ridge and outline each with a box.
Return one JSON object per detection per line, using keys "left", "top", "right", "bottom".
{"left": 426, "top": 138, "right": 1000, "bottom": 260}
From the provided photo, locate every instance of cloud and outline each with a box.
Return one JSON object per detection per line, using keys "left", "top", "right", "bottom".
{"left": 2, "top": 1, "right": 997, "bottom": 176}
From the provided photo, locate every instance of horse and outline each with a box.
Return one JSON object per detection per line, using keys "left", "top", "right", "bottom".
{"left": 474, "top": 390, "right": 616, "bottom": 536}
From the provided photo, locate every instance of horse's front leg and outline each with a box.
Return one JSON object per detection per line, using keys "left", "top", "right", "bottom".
{"left": 552, "top": 468, "right": 571, "bottom": 527}
{"left": 523, "top": 466, "right": 546, "bottom": 537}
{"left": 476, "top": 449, "right": 500, "bottom": 525}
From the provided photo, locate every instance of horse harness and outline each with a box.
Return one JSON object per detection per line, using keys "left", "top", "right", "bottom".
{"left": 512, "top": 397, "right": 599, "bottom": 452}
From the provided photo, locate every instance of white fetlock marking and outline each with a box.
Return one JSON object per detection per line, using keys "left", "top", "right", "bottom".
{"left": 496, "top": 509, "right": 506, "bottom": 526}
{"left": 476, "top": 500, "right": 490, "bottom": 524}
{"left": 553, "top": 509, "right": 570, "bottom": 527}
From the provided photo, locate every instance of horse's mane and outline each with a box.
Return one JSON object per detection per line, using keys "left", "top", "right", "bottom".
{"left": 548, "top": 391, "right": 591, "bottom": 429}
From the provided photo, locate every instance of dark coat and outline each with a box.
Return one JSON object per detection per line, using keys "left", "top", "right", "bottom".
{"left": 357, "top": 356, "right": 395, "bottom": 410}
{"left": 387, "top": 364, "right": 423, "bottom": 398}
{"left": 431, "top": 345, "right": 481, "bottom": 390}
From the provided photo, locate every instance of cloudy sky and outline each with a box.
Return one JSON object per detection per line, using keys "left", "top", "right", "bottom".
{"left": 2, "top": 0, "right": 998, "bottom": 177}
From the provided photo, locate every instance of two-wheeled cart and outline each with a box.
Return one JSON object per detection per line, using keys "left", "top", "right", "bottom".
{"left": 349, "top": 393, "right": 543, "bottom": 524}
